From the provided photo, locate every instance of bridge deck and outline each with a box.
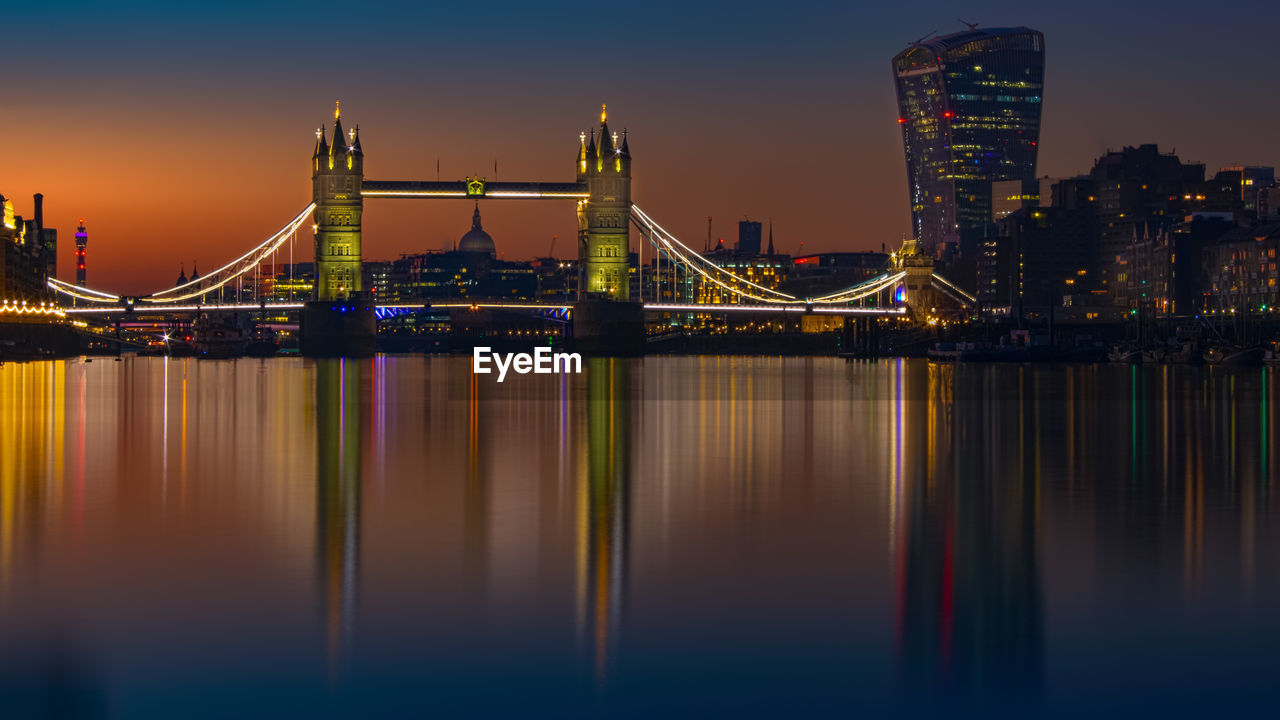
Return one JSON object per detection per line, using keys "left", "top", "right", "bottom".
{"left": 63, "top": 302, "right": 904, "bottom": 316}
{"left": 361, "top": 180, "right": 588, "bottom": 199}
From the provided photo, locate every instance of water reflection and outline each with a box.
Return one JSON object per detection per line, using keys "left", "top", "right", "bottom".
{"left": 0, "top": 358, "right": 1277, "bottom": 715}
{"left": 895, "top": 361, "right": 1042, "bottom": 712}
{"left": 315, "top": 358, "right": 362, "bottom": 684}
{"left": 578, "top": 358, "right": 631, "bottom": 687}
{"left": 0, "top": 362, "right": 104, "bottom": 716}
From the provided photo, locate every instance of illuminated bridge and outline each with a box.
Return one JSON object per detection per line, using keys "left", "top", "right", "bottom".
{"left": 50, "top": 199, "right": 968, "bottom": 319}
{"left": 45, "top": 103, "right": 973, "bottom": 350}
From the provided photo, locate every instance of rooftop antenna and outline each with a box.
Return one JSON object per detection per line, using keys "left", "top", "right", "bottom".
{"left": 958, "top": 19, "right": 979, "bottom": 30}
{"left": 908, "top": 30, "right": 937, "bottom": 46}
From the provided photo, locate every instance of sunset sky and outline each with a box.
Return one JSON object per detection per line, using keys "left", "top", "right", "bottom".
{"left": 5, "top": 0, "right": 1279, "bottom": 293}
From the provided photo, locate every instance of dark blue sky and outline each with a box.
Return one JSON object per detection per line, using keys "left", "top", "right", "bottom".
{"left": 6, "top": 0, "right": 1279, "bottom": 291}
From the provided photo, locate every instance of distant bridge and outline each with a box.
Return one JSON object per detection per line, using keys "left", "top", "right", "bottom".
{"left": 61, "top": 300, "right": 908, "bottom": 317}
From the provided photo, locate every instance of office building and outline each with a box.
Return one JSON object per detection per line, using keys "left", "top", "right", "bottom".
{"left": 1122, "top": 213, "right": 1234, "bottom": 316}
{"left": 787, "top": 252, "right": 889, "bottom": 300}
{"left": 893, "top": 26, "right": 1045, "bottom": 260}
{"left": 992, "top": 177, "right": 1059, "bottom": 220}
{"left": 1260, "top": 185, "right": 1280, "bottom": 220}
{"left": 737, "top": 220, "right": 762, "bottom": 255}
{"left": 1086, "top": 145, "right": 1207, "bottom": 300}
{"left": 1201, "top": 222, "right": 1280, "bottom": 312}
{"left": 1215, "top": 165, "right": 1275, "bottom": 216}
{"left": 981, "top": 206, "right": 1094, "bottom": 314}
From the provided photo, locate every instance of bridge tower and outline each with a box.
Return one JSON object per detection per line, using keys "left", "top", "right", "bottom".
{"left": 573, "top": 105, "right": 643, "bottom": 355}
{"left": 301, "top": 102, "right": 376, "bottom": 357}
{"left": 578, "top": 105, "right": 631, "bottom": 300}
{"left": 894, "top": 237, "right": 940, "bottom": 318}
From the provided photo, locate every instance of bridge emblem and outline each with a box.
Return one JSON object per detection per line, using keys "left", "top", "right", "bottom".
{"left": 465, "top": 177, "right": 486, "bottom": 197}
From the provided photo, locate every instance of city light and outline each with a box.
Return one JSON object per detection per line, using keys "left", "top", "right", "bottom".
{"left": 0, "top": 299, "right": 66, "bottom": 317}
{"left": 0, "top": 9, "right": 1276, "bottom": 720}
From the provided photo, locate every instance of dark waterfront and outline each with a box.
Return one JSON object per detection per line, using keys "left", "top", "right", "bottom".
{"left": 0, "top": 356, "right": 1277, "bottom": 717}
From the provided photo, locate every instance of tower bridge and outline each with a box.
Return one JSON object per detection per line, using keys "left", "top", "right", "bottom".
{"left": 47, "top": 103, "right": 968, "bottom": 356}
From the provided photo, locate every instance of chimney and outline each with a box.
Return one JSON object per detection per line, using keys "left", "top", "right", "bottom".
{"left": 33, "top": 193, "right": 44, "bottom": 237}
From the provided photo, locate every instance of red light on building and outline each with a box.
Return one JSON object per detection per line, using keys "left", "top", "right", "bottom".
{"left": 794, "top": 256, "right": 818, "bottom": 265}
{"left": 897, "top": 118, "right": 907, "bottom": 124}
{"left": 74, "top": 220, "right": 88, "bottom": 287}
{"left": 943, "top": 111, "right": 953, "bottom": 118}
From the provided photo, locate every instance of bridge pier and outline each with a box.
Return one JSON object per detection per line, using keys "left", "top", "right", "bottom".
{"left": 841, "top": 316, "right": 880, "bottom": 358}
{"left": 571, "top": 299, "right": 644, "bottom": 357}
{"left": 300, "top": 298, "right": 376, "bottom": 357}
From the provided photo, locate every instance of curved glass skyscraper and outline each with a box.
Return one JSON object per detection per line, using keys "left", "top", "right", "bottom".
{"left": 893, "top": 27, "right": 1045, "bottom": 259}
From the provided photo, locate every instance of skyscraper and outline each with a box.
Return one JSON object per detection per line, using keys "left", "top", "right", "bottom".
{"left": 737, "top": 220, "right": 762, "bottom": 255}
{"left": 893, "top": 27, "right": 1045, "bottom": 261}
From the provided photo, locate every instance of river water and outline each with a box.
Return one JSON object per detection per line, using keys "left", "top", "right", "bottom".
{"left": 0, "top": 356, "right": 1276, "bottom": 717}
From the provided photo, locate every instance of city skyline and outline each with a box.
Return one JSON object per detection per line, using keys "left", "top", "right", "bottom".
{"left": 5, "top": 4, "right": 1280, "bottom": 713}
{"left": 5, "top": 0, "right": 1280, "bottom": 293}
